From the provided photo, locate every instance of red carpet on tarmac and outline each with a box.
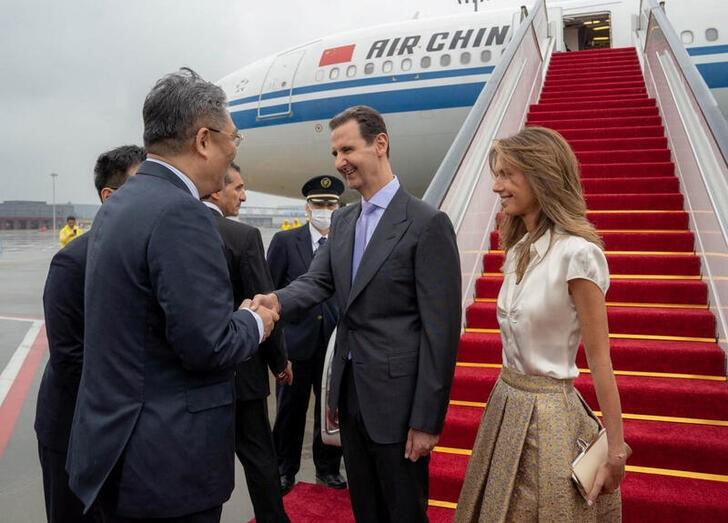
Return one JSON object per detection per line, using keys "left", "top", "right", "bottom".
{"left": 277, "top": 47, "right": 728, "bottom": 521}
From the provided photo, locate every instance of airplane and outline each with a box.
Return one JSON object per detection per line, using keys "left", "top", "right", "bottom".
{"left": 217, "top": 0, "right": 728, "bottom": 200}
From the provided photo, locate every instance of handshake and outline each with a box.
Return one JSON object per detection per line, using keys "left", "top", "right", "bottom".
{"left": 239, "top": 293, "right": 281, "bottom": 342}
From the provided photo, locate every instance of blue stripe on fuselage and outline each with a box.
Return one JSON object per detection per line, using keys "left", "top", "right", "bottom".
{"left": 231, "top": 81, "right": 486, "bottom": 130}
{"left": 687, "top": 44, "right": 728, "bottom": 56}
{"left": 696, "top": 62, "right": 728, "bottom": 88}
{"left": 228, "top": 66, "right": 495, "bottom": 107}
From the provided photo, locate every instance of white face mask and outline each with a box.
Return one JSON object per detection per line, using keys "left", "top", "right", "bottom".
{"left": 310, "top": 208, "right": 333, "bottom": 231}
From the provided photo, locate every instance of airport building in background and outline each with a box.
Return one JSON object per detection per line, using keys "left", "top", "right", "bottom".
{"left": 0, "top": 200, "right": 307, "bottom": 230}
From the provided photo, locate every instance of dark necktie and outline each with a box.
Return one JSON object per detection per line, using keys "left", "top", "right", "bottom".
{"left": 318, "top": 236, "right": 327, "bottom": 248}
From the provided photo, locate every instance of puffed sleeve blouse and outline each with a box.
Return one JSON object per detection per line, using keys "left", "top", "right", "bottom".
{"left": 496, "top": 227, "right": 609, "bottom": 379}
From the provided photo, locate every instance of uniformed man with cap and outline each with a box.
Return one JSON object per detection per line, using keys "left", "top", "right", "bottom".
{"left": 267, "top": 175, "right": 346, "bottom": 494}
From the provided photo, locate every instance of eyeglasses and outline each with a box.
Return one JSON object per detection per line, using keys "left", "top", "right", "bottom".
{"left": 208, "top": 127, "right": 244, "bottom": 147}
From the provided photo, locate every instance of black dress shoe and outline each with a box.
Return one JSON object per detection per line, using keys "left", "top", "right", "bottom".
{"left": 316, "top": 473, "right": 347, "bottom": 489}
{"left": 279, "top": 475, "right": 295, "bottom": 495}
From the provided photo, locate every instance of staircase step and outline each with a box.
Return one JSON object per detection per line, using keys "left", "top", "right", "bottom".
{"left": 429, "top": 452, "right": 728, "bottom": 521}
{"left": 475, "top": 276, "right": 707, "bottom": 305}
{"left": 450, "top": 366, "right": 727, "bottom": 419}
{"left": 582, "top": 176, "right": 678, "bottom": 194}
{"left": 489, "top": 229, "right": 694, "bottom": 251}
{"left": 531, "top": 107, "right": 659, "bottom": 123}
{"left": 494, "top": 209, "right": 689, "bottom": 229}
{"left": 547, "top": 60, "right": 641, "bottom": 74}
{"left": 545, "top": 69, "right": 644, "bottom": 81}
{"left": 539, "top": 92, "right": 651, "bottom": 104}
{"left": 585, "top": 192, "right": 684, "bottom": 210}
{"left": 580, "top": 162, "right": 674, "bottom": 177}
{"left": 531, "top": 97, "right": 654, "bottom": 112}
{"left": 543, "top": 75, "right": 647, "bottom": 89}
{"left": 568, "top": 136, "right": 668, "bottom": 152}
{"left": 531, "top": 115, "right": 662, "bottom": 129}
{"left": 466, "top": 302, "right": 715, "bottom": 339}
{"left": 482, "top": 252, "right": 702, "bottom": 276}
{"left": 557, "top": 126, "right": 665, "bottom": 140}
{"left": 457, "top": 332, "right": 725, "bottom": 376}
{"left": 440, "top": 405, "right": 728, "bottom": 475}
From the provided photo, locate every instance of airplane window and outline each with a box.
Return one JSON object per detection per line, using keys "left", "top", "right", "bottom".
{"left": 481, "top": 50, "right": 492, "bottom": 63}
{"left": 441, "top": 54, "right": 451, "bottom": 67}
{"left": 402, "top": 58, "right": 412, "bottom": 71}
{"left": 681, "top": 30, "right": 694, "bottom": 44}
{"left": 421, "top": 56, "right": 431, "bottom": 68}
{"left": 461, "top": 52, "right": 471, "bottom": 65}
{"left": 315, "top": 70, "right": 324, "bottom": 82}
{"left": 347, "top": 65, "right": 357, "bottom": 77}
{"left": 364, "top": 62, "right": 374, "bottom": 75}
{"left": 706, "top": 28, "right": 718, "bottom": 42}
{"left": 329, "top": 67, "right": 340, "bottom": 80}
{"left": 383, "top": 60, "right": 393, "bottom": 73}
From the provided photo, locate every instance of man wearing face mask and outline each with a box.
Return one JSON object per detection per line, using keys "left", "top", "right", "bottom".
{"left": 268, "top": 175, "right": 346, "bottom": 495}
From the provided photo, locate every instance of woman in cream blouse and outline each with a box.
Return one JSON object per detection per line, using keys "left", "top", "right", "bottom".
{"left": 454, "top": 127, "right": 627, "bottom": 522}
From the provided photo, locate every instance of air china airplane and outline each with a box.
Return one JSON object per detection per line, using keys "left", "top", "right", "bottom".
{"left": 216, "top": 0, "right": 728, "bottom": 200}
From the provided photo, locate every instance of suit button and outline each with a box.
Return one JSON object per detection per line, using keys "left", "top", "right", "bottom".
{"left": 317, "top": 315, "right": 323, "bottom": 320}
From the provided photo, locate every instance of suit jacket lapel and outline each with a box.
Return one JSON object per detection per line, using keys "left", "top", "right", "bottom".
{"left": 294, "top": 226, "right": 313, "bottom": 268}
{"left": 347, "top": 189, "right": 410, "bottom": 309}
{"left": 332, "top": 204, "right": 358, "bottom": 299}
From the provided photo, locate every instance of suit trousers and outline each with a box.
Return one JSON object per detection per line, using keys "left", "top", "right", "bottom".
{"left": 96, "top": 505, "right": 222, "bottom": 523}
{"left": 273, "top": 352, "right": 342, "bottom": 478}
{"left": 339, "top": 364, "right": 429, "bottom": 523}
{"left": 38, "top": 442, "right": 97, "bottom": 523}
{"left": 234, "top": 398, "right": 289, "bottom": 523}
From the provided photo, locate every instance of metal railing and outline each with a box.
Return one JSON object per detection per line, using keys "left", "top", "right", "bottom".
{"left": 639, "top": 0, "right": 728, "bottom": 364}
{"left": 423, "top": 0, "right": 551, "bottom": 323}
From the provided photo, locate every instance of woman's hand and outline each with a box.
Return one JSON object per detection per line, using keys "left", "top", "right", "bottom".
{"left": 587, "top": 452, "right": 626, "bottom": 505}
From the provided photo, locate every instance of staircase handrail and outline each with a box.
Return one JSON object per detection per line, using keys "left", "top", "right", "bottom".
{"left": 423, "top": 0, "right": 547, "bottom": 212}
{"left": 423, "top": 0, "right": 550, "bottom": 324}
{"left": 640, "top": 0, "right": 728, "bottom": 365}
{"left": 639, "top": 0, "right": 728, "bottom": 165}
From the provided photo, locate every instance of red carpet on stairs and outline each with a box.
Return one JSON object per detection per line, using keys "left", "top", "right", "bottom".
{"left": 275, "top": 46, "right": 728, "bottom": 522}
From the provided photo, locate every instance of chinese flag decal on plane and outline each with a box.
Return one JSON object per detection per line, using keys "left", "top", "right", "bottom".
{"left": 319, "top": 44, "right": 356, "bottom": 66}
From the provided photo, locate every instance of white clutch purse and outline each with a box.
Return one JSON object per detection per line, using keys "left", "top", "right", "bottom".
{"left": 571, "top": 429, "right": 632, "bottom": 499}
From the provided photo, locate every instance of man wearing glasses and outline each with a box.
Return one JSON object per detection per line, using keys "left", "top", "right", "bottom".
{"left": 66, "top": 68, "right": 279, "bottom": 523}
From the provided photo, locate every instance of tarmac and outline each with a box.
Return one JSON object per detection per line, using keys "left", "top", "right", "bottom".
{"left": 0, "top": 228, "right": 321, "bottom": 522}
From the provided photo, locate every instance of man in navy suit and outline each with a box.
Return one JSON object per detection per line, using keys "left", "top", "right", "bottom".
{"left": 268, "top": 176, "right": 345, "bottom": 495}
{"left": 253, "top": 106, "right": 461, "bottom": 522}
{"left": 35, "top": 144, "right": 146, "bottom": 523}
{"left": 202, "top": 162, "right": 291, "bottom": 522}
{"left": 66, "top": 68, "right": 279, "bottom": 522}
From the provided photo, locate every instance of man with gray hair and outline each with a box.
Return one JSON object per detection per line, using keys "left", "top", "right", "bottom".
{"left": 66, "top": 68, "right": 279, "bottom": 522}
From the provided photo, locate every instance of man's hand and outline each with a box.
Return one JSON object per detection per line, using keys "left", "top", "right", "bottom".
{"left": 327, "top": 407, "right": 339, "bottom": 430}
{"left": 256, "top": 305, "right": 279, "bottom": 341}
{"left": 276, "top": 360, "right": 293, "bottom": 385}
{"left": 250, "top": 293, "right": 280, "bottom": 314}
{"left": 404, "top": 428, "right": 438, "bottom": 463}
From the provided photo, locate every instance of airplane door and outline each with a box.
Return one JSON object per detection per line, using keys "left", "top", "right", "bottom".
{"left": 257, "top": 49, "right": 305, "bottom": 119}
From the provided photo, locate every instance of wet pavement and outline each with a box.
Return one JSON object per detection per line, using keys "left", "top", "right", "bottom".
{"left": 0, "top": 229, "right": 320, "bottom": 522}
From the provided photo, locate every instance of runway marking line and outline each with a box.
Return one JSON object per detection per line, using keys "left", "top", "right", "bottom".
{"left": 0, "top": 320, "right": 46, "bottom": 461}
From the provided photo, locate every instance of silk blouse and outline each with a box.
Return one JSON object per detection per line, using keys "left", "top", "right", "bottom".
{"left": 496, "top": 227, "right": 609, "bottom": 379}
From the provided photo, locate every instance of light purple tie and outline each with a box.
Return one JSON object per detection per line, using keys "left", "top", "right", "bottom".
{"left": 352, "top": 201, "right": 376, "bottom": 282}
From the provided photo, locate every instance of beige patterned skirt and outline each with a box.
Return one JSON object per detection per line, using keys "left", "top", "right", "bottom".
{"left": 453, "top": 367, "right": 621, "bottom": 522}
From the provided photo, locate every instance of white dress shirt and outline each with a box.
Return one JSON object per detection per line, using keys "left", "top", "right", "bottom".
{"left": 497, "top": 227, "right": 609, "bottom": 379}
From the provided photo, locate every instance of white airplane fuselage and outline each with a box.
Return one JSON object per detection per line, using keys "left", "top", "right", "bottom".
{"left": 218, "top": 0, "right": 728, "bottom": 200}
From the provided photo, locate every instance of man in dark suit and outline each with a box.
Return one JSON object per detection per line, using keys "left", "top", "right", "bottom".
{"left": 202, "top": 162, "right": 291, "bottom": 522}
{"left": 66, "top": 68, "right": 279, "bottom": 522}
{"left": 268, "top": 175, "right": 345, "bottom": 495}
{"left": 35, "top": 145, "right": 146, "bottom": 523}
{"left": 252, "top": 106, "right": 461, "bottom": 522}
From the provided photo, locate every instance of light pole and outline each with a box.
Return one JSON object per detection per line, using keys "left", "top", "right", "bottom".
{"left": 50, "top": 172, "right": 58, "bottom": 232}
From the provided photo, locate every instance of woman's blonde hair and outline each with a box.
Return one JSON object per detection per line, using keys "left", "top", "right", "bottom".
{"left": 489, "top": 126, "right": 602, "bottom": 281}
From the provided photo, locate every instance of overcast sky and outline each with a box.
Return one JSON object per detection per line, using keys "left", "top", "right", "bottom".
{"left": 0, "top": 0, "right": 483, "bottom": 207}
